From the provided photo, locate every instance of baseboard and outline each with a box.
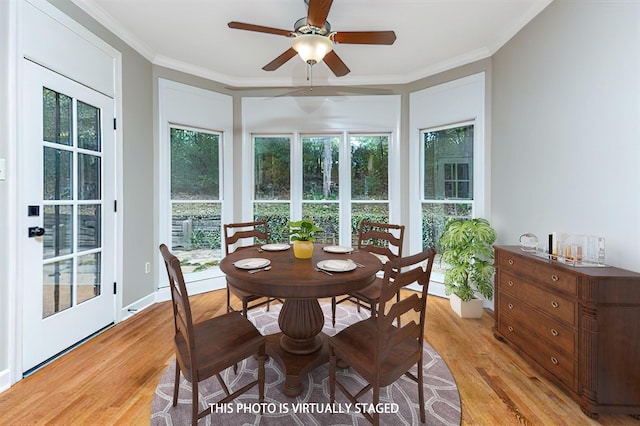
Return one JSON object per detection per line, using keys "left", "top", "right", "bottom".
{"left": 120, "top": 276, "right": 226, "bottom": 321}
{"left": 413, "top": 281, "right": 495, "bottom": 311}
{"left": 406, "top": 280, "right": 447, "bottom": 298}
{"left": 0, "top": 368, "right": 10, "bottom": 393}
{"left": 120, "top": 293, "right": 156, "bottom": 322}
{"left": 154, "top": 276, "right": 226, "bottom": 303}
{"left": 426, "top": 281, "right": 447, "bottom": 298}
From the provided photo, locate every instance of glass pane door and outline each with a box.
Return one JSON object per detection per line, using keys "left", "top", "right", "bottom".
{"left": 22, "top": 60, "right": 115, "bottom": 372}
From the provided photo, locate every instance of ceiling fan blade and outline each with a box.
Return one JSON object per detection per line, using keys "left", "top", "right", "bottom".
{"left": 228, "top": 21, "right": 293, "bottom": 37}
{"left": 263, "top": 48, "right": 299, "bottom": 71}
{"left": 307, "top": 0, "right": 333, "bottom": 28}
{"left": 323, "top": 50, "right": 350, "bottom": 77}
{"left": 333, "top": 31, "right": 397, "bottom": 45}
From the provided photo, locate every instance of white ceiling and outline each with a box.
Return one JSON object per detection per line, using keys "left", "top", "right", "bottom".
{"left": 71, "top": 0, "right": 553, "bottom": 88}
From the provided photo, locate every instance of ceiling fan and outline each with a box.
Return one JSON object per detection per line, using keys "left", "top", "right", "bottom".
{"left": 228, "top": 0, "right": 397, "bottom": 77}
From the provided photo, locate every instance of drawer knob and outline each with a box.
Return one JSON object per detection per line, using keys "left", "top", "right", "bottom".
{"left": 508, "top": 326, "right": 514, "bottom": 332}
{"left": 551, "top": 274, "right": 559, "bottom": 282}
{"left": 551, "top": 300, "right": 559, "bottom": 308}
{"left": 508, "top": 303, "right": 514, "bottom": 309}
{"left": 551, "top": 356, "right": 559, "bottom": 365}
{"left": 508, "top": 280, "right": 514, "bottom": 287}
{"left": 508, "top": 259, "right": 514, "bottom": 265}
{"left": 551, "top": 328, "right": 559, "bottom": 336}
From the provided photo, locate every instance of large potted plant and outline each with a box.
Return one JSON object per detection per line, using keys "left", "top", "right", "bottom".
{"left": 287, "top": 219, "right": 322, "bottom": 259}
{"left": 438, "top": 217, "right": 497, "bottom": 318}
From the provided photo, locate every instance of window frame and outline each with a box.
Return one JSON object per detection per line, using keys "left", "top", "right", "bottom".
{"left": 248, "top": 131, "right": 395, "bottom": 247}
{"left": 409, "top": 73, "right": 488, "bottom": 290}
{"left": 419, "top": 121, "right": 476, "bottom": 274}
{"left": 168, "top": 125, "right": 224, "bottom": 276}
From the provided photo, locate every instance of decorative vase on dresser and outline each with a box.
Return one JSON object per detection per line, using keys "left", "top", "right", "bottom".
{"left": 492, "top": 245, "right": 640, "bottom": 419}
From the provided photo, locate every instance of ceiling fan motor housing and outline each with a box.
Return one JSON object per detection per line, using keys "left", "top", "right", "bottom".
{"left": 294, "top": 17, "right": 331, "bottom": 36}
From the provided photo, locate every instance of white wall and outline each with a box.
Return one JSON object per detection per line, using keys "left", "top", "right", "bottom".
{"left": 492, "top": 0, "right": 640, "bottom": 272}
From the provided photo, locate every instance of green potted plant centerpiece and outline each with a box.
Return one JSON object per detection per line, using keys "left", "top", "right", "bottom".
{"left": 438, "top": 217, "right": 497, "bottom": 318}
{"left": 287, "top": 219, "right": 322, "bottom": 259}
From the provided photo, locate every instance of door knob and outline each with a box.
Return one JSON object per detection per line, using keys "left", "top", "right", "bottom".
{"left": 28, "top": 227, "right": 45, "bottom": 237}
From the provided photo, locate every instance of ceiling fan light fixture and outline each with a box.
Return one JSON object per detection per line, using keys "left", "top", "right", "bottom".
{"left": 292, "top": 34, "right": 333, "bottom": 65}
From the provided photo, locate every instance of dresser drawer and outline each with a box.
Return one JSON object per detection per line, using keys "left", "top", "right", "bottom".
{"left": 500, "top": 270, "right": 577, "bottom": 327}
{"left": 499, "top": 292, "right": 576, "bottom": 356}
{"left": 498, "top": 252, "right": 578, "bottom": 296}
{"left": 499, "top": 313, "right": 576, "bottom": 391}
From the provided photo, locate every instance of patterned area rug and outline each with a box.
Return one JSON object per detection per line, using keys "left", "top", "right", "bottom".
{"left": 151, "top": 303, "right": 461, "bottom": 425}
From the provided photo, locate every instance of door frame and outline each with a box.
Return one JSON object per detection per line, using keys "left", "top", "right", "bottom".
{"left": 6, "top": 0, "right": 123, "bottom": 386}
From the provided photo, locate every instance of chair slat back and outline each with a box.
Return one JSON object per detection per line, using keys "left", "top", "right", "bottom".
{"left": 224, "top": 221, "right": 269, "bottom": 255}
{"left": 357, "top": 221, "right": 405, "bottom": 262}
{"left": 375, "top": 248, "right": 436, "bottom": 363}
{"left": 160, "top": 244, "right": 197, "bottom": 375}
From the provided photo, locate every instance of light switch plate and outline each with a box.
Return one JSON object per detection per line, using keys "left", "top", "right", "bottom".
{"left": 0, "top": 159, "right": 6, "bottom": 180}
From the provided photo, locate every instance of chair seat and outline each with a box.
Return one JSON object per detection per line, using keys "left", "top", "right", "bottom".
{"left": 330, "top": 317, "right": 422, "bottom": 388}
{"left": 228, "top": 282, "right": 265, "bottom": 302}
{"left": 350, "top": 277, "right": 383, "bottom": 302}
{"left": 175, "top": 311, "right": 264, "bottom": 382}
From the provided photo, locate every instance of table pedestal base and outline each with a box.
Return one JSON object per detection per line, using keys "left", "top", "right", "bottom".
{"left": 266, "top": 332, "right": 329, "bottom": 397}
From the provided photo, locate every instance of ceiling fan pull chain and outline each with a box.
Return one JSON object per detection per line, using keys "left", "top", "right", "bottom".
{"left": 308, "top": 62, "right": 314, "bottom": 91}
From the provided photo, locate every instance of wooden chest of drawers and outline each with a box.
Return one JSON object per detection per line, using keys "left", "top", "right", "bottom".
{"left": 493, "top": 245, "right": 640, "bottom": 418}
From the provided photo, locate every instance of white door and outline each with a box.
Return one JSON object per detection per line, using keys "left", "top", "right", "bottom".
{"left": 21, "top": 60, "right": 116, "bottom": 372}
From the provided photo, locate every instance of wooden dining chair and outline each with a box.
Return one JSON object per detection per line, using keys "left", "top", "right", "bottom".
{"left": 329, "top": 247, "right": 436, "bottom": 425}
{"left": 331, "top": 221, "right": 405, "bottom": 327}
{"left": 160, "top": 244, "right": 266, "bottom": 425}
{"left": 223, "top": 221, "right": 280, "bottom": 316}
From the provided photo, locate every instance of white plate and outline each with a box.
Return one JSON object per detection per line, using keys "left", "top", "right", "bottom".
{"left": 323, "top": 245, "right": 354, "bottom": 254}
{"left": 234, "top": 258, "right": 271, "bottom": 270}
{"left": 317, "top": 259, "right": 357, "bottom": 272}
{"left": 261, "top": 243, "right": 290, "bottom": 251}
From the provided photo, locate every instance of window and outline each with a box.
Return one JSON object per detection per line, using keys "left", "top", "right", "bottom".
{"left": 350, "top": 134, "right": 389, "bottom": 245}
{"left": 253, "top": 135, "right": 291, "bottom": 243}
{"left": 421, "top": 124, "right": 474, "bottom": 257}
{"left": 169, "top": 126, "right": 222, "bottom": 273}
{"left": 251, "top": 132, "right": 391, "bottom": 246}
{"left": 302, "top": 135, "right": 340, "bottom": 244}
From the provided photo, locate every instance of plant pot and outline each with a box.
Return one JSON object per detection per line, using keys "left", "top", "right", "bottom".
{"left": 449, "top": 293, "right": 484, "bottom": 318}
{"left": 293, "top": 240, "right": 313, "bottom": 259}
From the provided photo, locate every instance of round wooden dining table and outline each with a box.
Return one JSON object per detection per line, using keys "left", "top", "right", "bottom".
{"left": 219, "top": 243, "right": 382, "bottom": 397}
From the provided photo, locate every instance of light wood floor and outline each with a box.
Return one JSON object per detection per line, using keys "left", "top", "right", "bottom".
{"left": 1, "top": 289, "right": 638, "bottom": 425}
